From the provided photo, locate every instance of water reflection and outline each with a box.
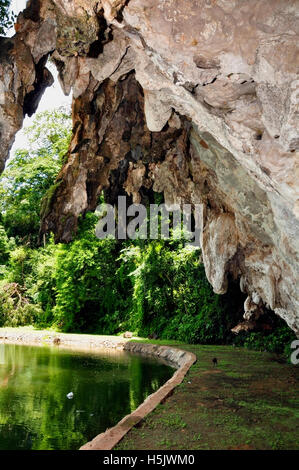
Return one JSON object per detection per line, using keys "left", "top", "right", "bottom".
{"left": 0, "top": 343, "right": 174, "bottom": 450}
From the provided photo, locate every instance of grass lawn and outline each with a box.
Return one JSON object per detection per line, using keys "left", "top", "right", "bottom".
{"left": 115, "top": 341, "right": 299, "bottom": 450}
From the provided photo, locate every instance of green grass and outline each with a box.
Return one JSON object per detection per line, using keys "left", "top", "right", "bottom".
{"left": 115, "top": 341, "right": 299, "bottom": 450}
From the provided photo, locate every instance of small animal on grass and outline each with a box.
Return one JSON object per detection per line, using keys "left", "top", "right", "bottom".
{"left": 212, "top": 357, "right": 218, "bottom": 367}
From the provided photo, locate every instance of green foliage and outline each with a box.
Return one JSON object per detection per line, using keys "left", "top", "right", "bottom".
{"left": 25, "top": 240, "right": 57, "bottom": 326}
{"left": 234, "top": 320, "right": 297, "bottom": 357}
{"left": 51, "top": 214, "right": 123, "bottom": 332}
{"left": 17, "top": 214, "right": 130, "bottom": 333}
{"left": 119, "top": 240, "right": 244, "bottom": 344}
{"left": 0, "top": 281, "right": 41, "bottom": 327}
{"left": 7, "top": 246, "right": 30, "bottom": 285}
{"left": 0, "top": 0, "right": 15, "bottom": 35}
{"left": 1, "top": 200, "right": 293, "bottom": 355}
{"left": 0, "top": 108, "right": 71, "bottom": 245}
{"left": 40, "top": 181, "right": 62, "bottom": 220}
{"left": 0, "top": 223, "right": 9, "bottom": 264}
{"left": 0, "top": 107, "right": 295, "bottom": 357}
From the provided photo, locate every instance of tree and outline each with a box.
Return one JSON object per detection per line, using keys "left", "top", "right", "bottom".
{"left": 0, "top": 107, "right": 72, "bottom": 244}
{"left": 0, "top": 1, "right": 15, "bottom": 35}
{"left": 0, "top": 223, "right": 9, "bottom": 264}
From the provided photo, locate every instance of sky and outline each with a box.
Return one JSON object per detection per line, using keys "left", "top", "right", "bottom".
{"left": 7, "top": 0, "right": 72, "bottom": 161}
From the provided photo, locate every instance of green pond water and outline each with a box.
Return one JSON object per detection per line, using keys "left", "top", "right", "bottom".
{"left": 0, "top": 342, "right": 174, "bottom": 450}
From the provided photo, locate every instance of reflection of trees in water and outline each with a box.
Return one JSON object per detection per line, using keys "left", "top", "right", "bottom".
{"left": 0, "top": 343, "right": 17, "bottom": 388}
{"left": 0, "top": 344, "right": 173, "bottom": 449}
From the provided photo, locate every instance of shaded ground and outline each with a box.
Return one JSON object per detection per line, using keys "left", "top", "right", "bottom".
{"left": 116, "top": 341, "right": 299, "bottom": 450}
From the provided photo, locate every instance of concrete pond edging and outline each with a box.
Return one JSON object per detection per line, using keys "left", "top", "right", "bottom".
{"left": 0, "top": 328, "right": 196, "bottom": 450}
{"left": 80, "top": 342, "right": 197, "bottom": 450}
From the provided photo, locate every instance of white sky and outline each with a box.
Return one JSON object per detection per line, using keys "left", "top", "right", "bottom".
{"left": 7, "top": 0, "right": 72, "bottom": 161}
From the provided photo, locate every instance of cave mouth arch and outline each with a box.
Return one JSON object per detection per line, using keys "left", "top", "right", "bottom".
{"left": 0, "top": 0, "right": 297, "bottom": 335}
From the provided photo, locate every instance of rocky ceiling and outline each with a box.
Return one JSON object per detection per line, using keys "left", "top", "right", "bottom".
{"left": 0, "top": 0, "right": 298, "bottom": 333}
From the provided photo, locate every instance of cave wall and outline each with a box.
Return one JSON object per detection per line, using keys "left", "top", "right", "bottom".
{"left": 0, "top": 0, "right": 298, "bottom": 333}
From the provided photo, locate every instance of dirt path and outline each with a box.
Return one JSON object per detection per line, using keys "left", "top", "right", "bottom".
{"left": 0, "top": 326, "right": 130, "bottom": 350}
{"left": 116, "top": 341, "right": 299, "bottom": 450}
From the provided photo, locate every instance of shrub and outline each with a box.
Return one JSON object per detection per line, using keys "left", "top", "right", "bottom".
{"left": 0, "top": 281, "right": 42, "bottom": 327}
{"left": 234, "top": 319, "right": 297, "bottom": 357}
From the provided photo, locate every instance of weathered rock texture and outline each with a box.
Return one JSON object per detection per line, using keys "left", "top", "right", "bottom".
{"left": 0, "top": 1, "right": 298, "bottom": 333}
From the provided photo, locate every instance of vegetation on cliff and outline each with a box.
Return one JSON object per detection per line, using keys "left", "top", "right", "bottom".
{"left": 0, "top": 0, "right": 14, "bottom": 35}
{"left": 0, "top": 109, "right": 295, "bottom": 356}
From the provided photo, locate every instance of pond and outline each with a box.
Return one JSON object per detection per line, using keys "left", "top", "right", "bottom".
{"left": 0, "top": 343, "right": 175, "bottom": 450}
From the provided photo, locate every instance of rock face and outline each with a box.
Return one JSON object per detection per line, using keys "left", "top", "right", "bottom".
{"left": 0, "top": 0, "right": 298, "bottom": 333}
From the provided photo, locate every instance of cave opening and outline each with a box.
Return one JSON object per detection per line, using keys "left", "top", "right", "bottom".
{"left": 0, "top": 0, "right": 297, "bottom": 355}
